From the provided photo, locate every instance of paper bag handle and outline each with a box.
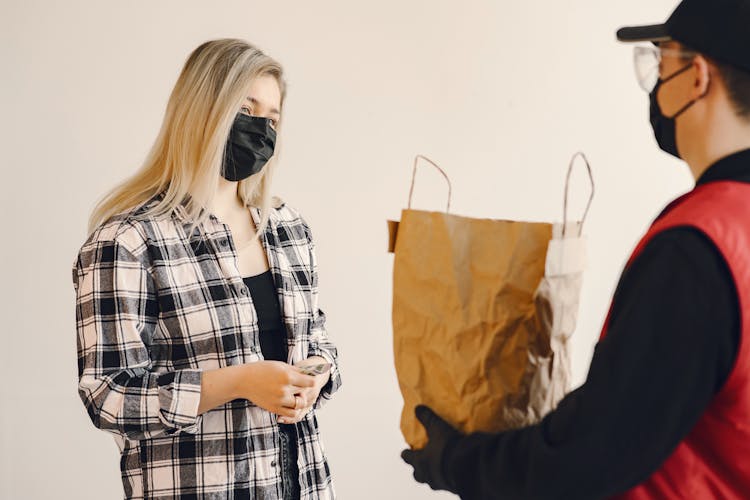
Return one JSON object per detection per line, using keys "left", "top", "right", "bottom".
{"left": 408, "top": 155, "right": 452, "bottom": 213}
{"left": 563, "top": 152, "right": 595, "bottom": 238}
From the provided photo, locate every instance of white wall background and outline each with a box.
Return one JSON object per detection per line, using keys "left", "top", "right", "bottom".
{"left": 1, "top": 0, "right": 689, "bottom": 498}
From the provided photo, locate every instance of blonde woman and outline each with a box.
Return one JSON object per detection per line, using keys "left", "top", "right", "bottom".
{"left": 73, "top": 39, "right": 341, "bottom": 499}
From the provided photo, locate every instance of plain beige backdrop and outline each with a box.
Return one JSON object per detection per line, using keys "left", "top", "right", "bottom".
{"left": 1, "top": 0, "right": 688, "bottom": 498}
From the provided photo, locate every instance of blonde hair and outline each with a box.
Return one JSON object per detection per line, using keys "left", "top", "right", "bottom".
{"left": 88, "top": 38, "right": 287, "bottom": 236}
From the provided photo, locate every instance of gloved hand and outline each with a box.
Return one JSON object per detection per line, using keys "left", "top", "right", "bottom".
{"left": 401, "top": 405, "right": 462, "bottom": 493}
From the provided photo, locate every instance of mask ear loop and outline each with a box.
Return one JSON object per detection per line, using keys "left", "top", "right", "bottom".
{"left": 408, "top": 155, "right": 452, "bottom": 213}
{"left": 563, "top": 152, "right": 595, "bottom": 238}
{"left": 660, "top": 60, "right": 712, "bottom": 120}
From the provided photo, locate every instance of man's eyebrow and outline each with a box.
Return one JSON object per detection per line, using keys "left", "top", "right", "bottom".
{"left": 246, "top": 97, "right": 280, "bottom": 116}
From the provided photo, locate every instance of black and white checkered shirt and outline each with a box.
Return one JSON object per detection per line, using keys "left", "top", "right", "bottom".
{"left": 73, "top": 194, "right": 342, "bottom": 499}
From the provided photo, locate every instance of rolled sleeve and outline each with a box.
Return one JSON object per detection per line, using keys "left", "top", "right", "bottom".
{"left": 74, "top": 235, "right": 203, "bottom": 440}
{"left": 308, "top": 309, "right": 342, "bottom": 408}
{"left": 302, "top": 220, "right": 342, "bottom": 408}
{"left": 156, "top": 370, "right": 203, "bottom": 431}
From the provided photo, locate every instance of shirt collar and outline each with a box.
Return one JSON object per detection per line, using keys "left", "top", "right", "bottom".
{"left": 168, "top": 192, "right": 284, "bottom": 227}
{"left": 696, "top": 148, "right": 750, "bottom": 186}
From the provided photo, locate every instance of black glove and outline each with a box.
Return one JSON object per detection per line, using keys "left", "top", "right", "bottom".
{"left": 401, "top": 405, "right": 462, "bottom": 493}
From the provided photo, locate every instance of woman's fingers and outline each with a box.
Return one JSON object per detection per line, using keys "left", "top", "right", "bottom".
{"left": 295, "top": 393, "right": 311, "bottom": 408}
{"left": 279, "top": 392, "right": 307, "bottom": 409}
{"left": 278, "top": 407, "right": 310, "bottom": 424}
{"left": 288, "top": 371, "right": 316, "bottom": 389}
{"left": 298, "top": 387, "right": 319, "bottom": 407}
{"left": 275, "top": 406, "right": 299, "bottom": 418}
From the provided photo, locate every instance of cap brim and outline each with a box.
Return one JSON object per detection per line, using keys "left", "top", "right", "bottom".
{"left": 616, "top": 24, "right": 672, "bottom": 43}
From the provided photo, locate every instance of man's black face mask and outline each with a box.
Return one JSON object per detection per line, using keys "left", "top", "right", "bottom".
{"left": 649, "top": 61, "right": 708, "bottom": 159}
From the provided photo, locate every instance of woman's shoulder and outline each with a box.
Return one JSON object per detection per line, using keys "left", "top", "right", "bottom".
{"left": 273, "top": 198, "right": 300, "bottom": 222}
{"left": 272, "top": 199, "right": 314, "bottom": 240}
{"left": 80, "top": 197, "right": 164, "bottom": 255}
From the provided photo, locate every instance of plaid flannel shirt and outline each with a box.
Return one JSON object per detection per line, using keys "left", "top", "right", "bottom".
{"left": 73, "top": 194, "right": 342, "bottom": 499}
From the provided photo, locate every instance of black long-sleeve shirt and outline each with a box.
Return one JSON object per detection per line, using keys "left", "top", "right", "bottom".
{"left": 445, "top": 149, "right": 750, "bottom": 499}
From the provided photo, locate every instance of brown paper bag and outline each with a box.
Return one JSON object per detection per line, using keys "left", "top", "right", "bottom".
{"left": 389, "top": 154, "right": 594, "bottom": 448}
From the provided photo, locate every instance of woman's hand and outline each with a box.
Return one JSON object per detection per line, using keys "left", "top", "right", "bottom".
{"left": 277, "top": 357, "right": 332, "bottom": 424}
{"left": 237, "top": 361, "right": 316, "bottom": 419}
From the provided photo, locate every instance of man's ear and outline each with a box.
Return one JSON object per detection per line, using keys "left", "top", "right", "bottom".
{"left": 692, "top": 55, "right": 712, "bottom": 99}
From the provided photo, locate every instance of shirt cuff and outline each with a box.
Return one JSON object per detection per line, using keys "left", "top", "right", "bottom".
{"left": 307, "top": 345, "right": 340, "bottom": 409}
{"left": 156, "top": 369, "right": 203, "bottom": 434}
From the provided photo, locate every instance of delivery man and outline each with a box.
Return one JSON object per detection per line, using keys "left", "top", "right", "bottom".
{"left": 401, "top": 0, "right": 750, "bottom": 498}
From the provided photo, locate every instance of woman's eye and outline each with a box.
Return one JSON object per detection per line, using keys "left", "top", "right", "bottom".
{"left": 240, "top": 106, "right": 252, "bottom": 115}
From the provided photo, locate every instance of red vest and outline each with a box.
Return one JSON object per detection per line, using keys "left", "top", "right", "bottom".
{"left": 602, "top": 181, "right": 750, "bottom": 499}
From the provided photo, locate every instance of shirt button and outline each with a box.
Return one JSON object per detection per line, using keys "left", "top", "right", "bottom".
{"left": 240, "top": 287, "right": 248, "bottom": 296}
{"left": 220, "top": 238, "right": 229, "bottom": 247}
{"left": 271, "top": 461, "right": 277, "bottom": 467}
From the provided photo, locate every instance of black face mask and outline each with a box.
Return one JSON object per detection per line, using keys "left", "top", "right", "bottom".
{"left": 222, "top": 113, "right": 277, "bottom": 181}
{"left": 649, "top": 62, "right": 706, "bottom": 159}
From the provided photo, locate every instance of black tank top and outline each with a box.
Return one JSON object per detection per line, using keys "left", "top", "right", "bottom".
{"left": 242, "top": 271, "right": 287, "bottom": 362}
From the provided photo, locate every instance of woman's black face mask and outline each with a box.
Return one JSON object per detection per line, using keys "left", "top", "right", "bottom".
{"left": 222, "top": 113, "right": 277, "bottom": 181}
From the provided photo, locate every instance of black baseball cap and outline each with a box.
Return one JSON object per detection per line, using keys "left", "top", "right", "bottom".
{"left": 616, "top": 0, "right": 750, "bottom": 73}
